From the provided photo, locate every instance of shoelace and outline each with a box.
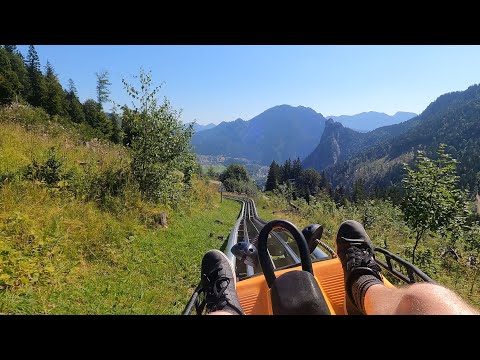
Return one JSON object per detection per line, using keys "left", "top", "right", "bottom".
{"left": 195, "top": 266, "right": 231, "bottom": 314}
{"left": 346, "top": 245, "right": 382, "bottom": 274}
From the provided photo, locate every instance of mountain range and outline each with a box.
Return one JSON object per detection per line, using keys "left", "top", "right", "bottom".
{"left": 302, "top": 116, "right": 421, "bottom": 171}
{"left": 327, "top": 111, "right": 417, "bottom": 132}
{"left": 321, "top": 84, "right": 480, "bottom": 194}
{"left": 191, "top": 105, "right": 326, "bottom": 165}
{"left": 189, "top": 122, "right": 216, "bottom": 132}
{"left": 190, "top": 85, "right": 480, "bottom": 197}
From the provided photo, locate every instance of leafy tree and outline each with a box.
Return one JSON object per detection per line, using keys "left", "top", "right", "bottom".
{"left": 265, "top": 160, "right": 280, "bottom": 191}
{"left": 96, "top": 70, "right": 111, "bottom": 110}
{"left": 26, "top": 45, "right": 46, "bottom": 107}
{"left": 219, "top": 163, "right": 258, "bottom": 196}
{"left": 401, "top": 144, "right": 468, "bottom": 264}
{"left": 219, "top": 164, "right": 250, "bottom": 184}
{"left": 120, "top": 69, "right": 194, "bottom": 202}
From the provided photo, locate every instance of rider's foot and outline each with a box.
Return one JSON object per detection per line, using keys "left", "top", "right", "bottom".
{"left": 336, "top": 220, "right": 383, "bottom": 315}
{"left": 199, "top": 249, "right": 244, "bottom": 315}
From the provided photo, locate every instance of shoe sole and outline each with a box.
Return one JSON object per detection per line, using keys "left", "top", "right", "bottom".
{"left": 210, "top": 249, "right": 237, "bottom": 287}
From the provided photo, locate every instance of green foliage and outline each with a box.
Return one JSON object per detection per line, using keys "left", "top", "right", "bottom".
{"left": 65, "top": 89, "right": 85, "bottom": 123}
{"left": 206, "top": 166, "right": 218, "bottom": 179}
{"left": 266, "top": 156, "right": 329, "bottom": 203}
{"left": 265, "top": 160, "right": 280, "bottom": 191}
{"left": 401, "top": 144, "right": 469, "bottom": 264}
{"left": 24, "top": 147, "right": 67, "bottom": 186}
{"left": 120, "top": 69, "right": 195, "bottom": 204}
{"left": 77, "top": 162, "right": 131, "bottom": 209}
{"left": 219, "top": 163, "right": 258, "bottom": 196}
{"left": 352, "top": 178, "right": 366, "bottom": 203}
{"left": 0, "top": 211, "right": 57, "bottom": 289}
{"left": 43, "top": 61, "right": 67, "bottom": 117}
{"left": 26, "top": 45, "right": 47, "bottom": 108}
{"left": 219, "top": 163, "right": 250, "bottom": 184}
{"left": 273, "top": 181, "right": 294, "bottom": 201}
{"left": 107, "top": 111, "right": 123, "bottom": 144}
{"left": 297, "top": 168, "right": 321, "bottom": 199}
{"left": 96, "top": 70, "right": 111, "bottom": 109}
{"left": 83, "top": 99, "right": 114, "bottom": 139}
{"left": 0, "top": 48, "right": 21, "bottom": 104}
{"left": 325, "top": 83, "right": 480, "bottom": 195}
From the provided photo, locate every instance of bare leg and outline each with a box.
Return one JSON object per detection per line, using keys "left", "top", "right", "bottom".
{"left": 364, "top": 283, "right": 479, "bottom": 315}
{"left": 207, "top": 310, "right": 235, "bottom": 315}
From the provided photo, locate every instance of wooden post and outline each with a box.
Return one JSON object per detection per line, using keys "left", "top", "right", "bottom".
{"left": 160, "top": 212, "right": 167, "bottom": 228}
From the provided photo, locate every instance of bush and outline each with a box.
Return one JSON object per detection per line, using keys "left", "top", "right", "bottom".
{"left": 24, "top": 147, "right": 67, "bottom": 186}
{"left": 121, "top": 69, "right": 195, "bottom": 204}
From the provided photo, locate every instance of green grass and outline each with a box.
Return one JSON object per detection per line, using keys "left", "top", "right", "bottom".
{"left": 0, "top": 195, "right": 240, "bottom": 314}
{"left": 200, "top": 165, "right": 226, "bottom": 175}
{"left": 0, "top": 105, "right": 242, "bottom": 314}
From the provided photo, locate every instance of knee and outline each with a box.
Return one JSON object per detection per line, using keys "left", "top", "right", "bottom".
{"left": 395, "top": 283, "right": 466, "bottom": 315}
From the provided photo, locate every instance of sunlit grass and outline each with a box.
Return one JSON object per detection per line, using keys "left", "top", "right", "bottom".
{"left": 0, "top": 106, "right": 241, "bottom": 314}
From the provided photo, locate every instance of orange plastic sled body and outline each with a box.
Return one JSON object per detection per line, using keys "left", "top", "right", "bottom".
{"left": 236, "top": 258, "right": 393, "bottom": 315}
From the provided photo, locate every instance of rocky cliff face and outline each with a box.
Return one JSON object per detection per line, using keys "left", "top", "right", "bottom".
{"left": 302, "top": 119, "right": 363, "bottom": 171}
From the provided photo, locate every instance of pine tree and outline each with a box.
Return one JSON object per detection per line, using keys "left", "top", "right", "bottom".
{"left": 333, "top": 185, "right": 346, "bottom": 206}
{"left": 292, "top": 157, "right": 303, "bottom": 182}
{"left": 265, "top": 160, "right": 280, "bottom": 191}
{"left": 83, "top": 99, "right": 114, "bottom": 138}
{"left": 352, "top": 178, "right": 366, "bottom": 203}
{"left": 96, "top": 70, "right": 111, "bottom": 110}
{"left": 282, "top": 158, "right": 292, "bottom": 183}
{"left": 68, "top": 78, "right": 78, "bottom": 97}
{"left": 4, "top": 45, "right": 17, "bottom": 54}
{"left": 44, "top": 61, "right": 66, "bottom": 116}
{"left": 65, "top": 89, "right": 85, "bottom": 123}
{"left": 107, "top": 111, "right": 123, "bottom": 144}
{"left": 0, "top": 47, "right": 19, "bottom": 104}
{"left": 26, "top": 45, "right": 46, "bottom": 107}
{"left": 26, "top": 45, "right": 41, "bottom": 73}
{"left": 9, "top": 49, "right": 29, "bottom": 102}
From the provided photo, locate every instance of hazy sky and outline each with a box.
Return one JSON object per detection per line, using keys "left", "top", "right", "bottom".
{"left": 18, "top": 45, "right": 480, "bottom": 125}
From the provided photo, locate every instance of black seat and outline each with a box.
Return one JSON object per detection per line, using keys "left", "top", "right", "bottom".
{"left": 270, "top": 270, "right": 331, "bottom": 315}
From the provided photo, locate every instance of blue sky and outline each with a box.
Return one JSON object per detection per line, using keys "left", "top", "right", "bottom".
{"left": 17, "top": 45, "right": 480, "bottom": 125}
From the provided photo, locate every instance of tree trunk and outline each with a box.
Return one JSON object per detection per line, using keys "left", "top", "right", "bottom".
{"left": 160, "top": 212, "right": 167, "bottom": 228}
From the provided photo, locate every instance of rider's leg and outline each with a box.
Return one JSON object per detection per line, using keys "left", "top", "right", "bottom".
{"left": 200, "top": 250, "right": 244, "bottom": 315}
{"left": 363, "top": 282, "right": 478, "bottom": 315}
{"left": 336, "top": 220, "right": 478, "bottom": 315}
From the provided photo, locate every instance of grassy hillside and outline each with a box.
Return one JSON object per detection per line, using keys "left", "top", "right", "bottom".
{"left": 0, "top": 105, "right": 240, "bottom": 314}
